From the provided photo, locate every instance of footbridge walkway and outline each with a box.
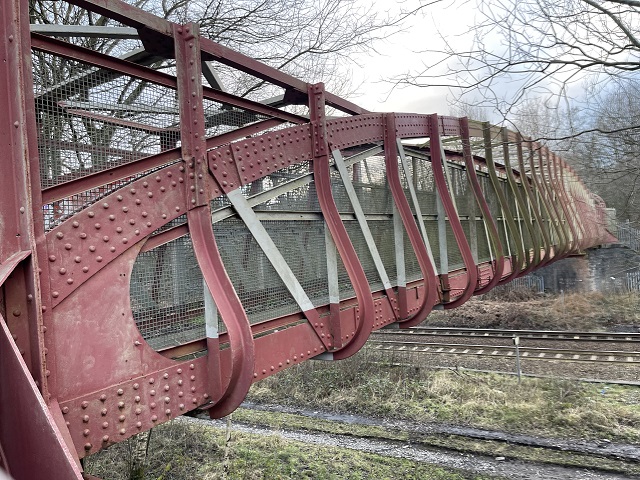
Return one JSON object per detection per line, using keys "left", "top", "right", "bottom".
{"left": 0, "top": 0, "right": 615, "bottom": 477}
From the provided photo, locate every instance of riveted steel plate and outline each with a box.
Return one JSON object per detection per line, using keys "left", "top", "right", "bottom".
{"left": 46, "top": 165, "right": 188, "bottom": 307}
{"left": 60, "top": 357, "right": 209, "bottom": 457}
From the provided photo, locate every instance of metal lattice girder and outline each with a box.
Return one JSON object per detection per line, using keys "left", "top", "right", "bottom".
{"left": 0, "top": 0, "right": 617, "bottom": 477}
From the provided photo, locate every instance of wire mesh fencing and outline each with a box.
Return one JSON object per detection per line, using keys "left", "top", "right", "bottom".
{"left": 490, "top": 274, "right": 545, "bottom": 295}
{"left": 616, "top": 221, "right": 640, "bottom": 253}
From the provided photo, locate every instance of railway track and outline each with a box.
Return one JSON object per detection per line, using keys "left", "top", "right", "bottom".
{"left": 378, "top": 326, "right": 640, "bottom": 343}
{"left": 367, "top": 340, "right": 640, "bottom": 364}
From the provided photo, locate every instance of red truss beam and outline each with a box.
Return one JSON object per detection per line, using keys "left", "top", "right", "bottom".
{"left": 0, "top": 0, "right": 616, "bottom": 477}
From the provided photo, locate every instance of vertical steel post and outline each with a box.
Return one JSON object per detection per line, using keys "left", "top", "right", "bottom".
{"left": 513, "top": 336, "right": 522, "bottom": 384}
{"left": 0, "top": 0, "right": 83, "bottom": 476}
{"left": 174, "top": 22, "right": 253, "bottom": 417}
{"left": 393, "top": 204, "right": 408, "bottom": 318}
{"left": 325, "top": 223, "right": 341, "bottom": 348}
{"left": 309, "top": 82, "right": 373, "bottom": 359}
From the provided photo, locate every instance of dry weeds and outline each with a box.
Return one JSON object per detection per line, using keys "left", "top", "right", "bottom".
{"left": 426, "top": 292, "right": 640, "bottom": 331}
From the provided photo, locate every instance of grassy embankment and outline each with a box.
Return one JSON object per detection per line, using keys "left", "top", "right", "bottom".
{"left": 85, "top": 418, "right": 492, "bottom": 480}
{"left": 87, "top": 293, "right": 640, "bottom": 478}
{"left": 427, "top": 291, "right": 640, "bottom": 330}
{"left": 242, "top": 356, "right": 640, "bottom": 474}
{"left": 248, "top": 355, "right": 640, "bottom": 443}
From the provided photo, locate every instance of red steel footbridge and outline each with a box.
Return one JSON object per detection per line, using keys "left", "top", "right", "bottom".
{"left": 0, "top": 0, "right": 615, "bottom": 477}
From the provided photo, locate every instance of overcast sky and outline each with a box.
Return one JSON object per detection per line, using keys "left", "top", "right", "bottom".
{"left": 346, "top": 0, "right": 477, "bottom": 115}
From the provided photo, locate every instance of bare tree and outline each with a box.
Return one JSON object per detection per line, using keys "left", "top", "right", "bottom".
{"left": 570, "top": 79, "right": 640, "bottom": 222}
{"left": 396, "top": 0, "right": 640, "bottom": 223}
{"left": 31, "top": 0, "right": 439, "bottom": 202}
{"left": 31, "top": 0, "right": 434, "bottom": 99}
{"left": 399, "top": 0, "right": 640, "bottom": 134}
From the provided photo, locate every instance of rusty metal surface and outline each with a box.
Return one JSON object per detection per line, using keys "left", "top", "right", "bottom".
{"left": 0, "top": 0, "right": 616, "bottom": 476}
{"left": 309, "top": 83, "right": 374, "bottom": 359}
{"left": 383, "top": 114, "right": 439, "bottom": 328}
{"left": 0, "top": 317, "right": 83, "bottom": 479}
{"left": 428, "top": 113, "right": 477, "bottom": 308}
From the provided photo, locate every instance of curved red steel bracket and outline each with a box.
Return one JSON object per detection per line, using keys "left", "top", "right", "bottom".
{"left": 500, "top": 128, "right": 540, "bottom": 276}
{"left": 481, "top": 123, "right": 525, "bottom": 284}
{"left": 429, "top": 114, "right": 477, "bottom": 308}
{"left": 566, "top": 167, "right": 593, "bottom": 249}
{"left": 309, "top": 83, "right": 373, "bottom": 359}
{"left": 529, "top": 143, "right": 564, "bottom": 263}
{"left": 188, "top": 207, "right": 255, "bottom": 418}
{"left": 459, "top": 118, "right": 505, "bottom": 294}
{"left": 552, "top": 153, "right": 581, "bottom": 254}
{"left": 571, "top": 164, "right": 602, "bottom": 247}
{"left": 545, "top": 147, "right": 572, "bottom": 258}
{"left": 175, "top": 24, "right": 254, "bottom": 417}
{"left": 559, "top": 158, "right": 588, "bottom": 250}
{"left": 383, "top": 114, "right": 438, "bottom": 328}
{"left": 519, "top": 138, "right": 553, "bottom": 267}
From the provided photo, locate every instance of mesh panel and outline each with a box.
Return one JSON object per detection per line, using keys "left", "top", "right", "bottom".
{"left": 130, "top": 234, "right": 206, "bottom": 351}
{"left": 130, "top": 219, "right": 327, "bottom": 350}
{"left": 498, "top": 216, "right": 511, "bottom": 256}
{"left": 33, "top": 51, "right": 181, "bottom": 190}
{"left": 344, "top": 220, "right": 383, "bottom": 292}
{"left": 262, "top": 219, "right": 329, "bottom": 306}
{"left": 333, "top": 155, "right": 403, "bottom": 293}
{"left": 535, "top": 190, "right": 551, "bottom": 242}
{"left": 330, "top": 169, "right": 355, "bottom": 213}
{"left": 504, "top": 182, "right": 517, "bottom": 216}
{"left": 501, "top": 182, "right": 523, "bottom": 258}
{"left": 518, "top": 185, "right": 537, "bottom": 251}
{"left": 480, "top": 174, "right": 501, "bottom": 220}
{"left": 395, "top": 154, "right": 428, "bottom": 279}
{"left": 520, "top": 212, "right": 534, "bottom": 254}
{"left": 446, "top": 220, "right": 464, "bottom": 272}
{"left": 404, "top": 230, "right": 422, "bottom": 282}
{"left": 355, "top": 156, "right": 394, "bottom": 215}
{"left": 408, "top": 156, "right": 437, "bottom": 215}
{"left": 34, "top": 45, "right": 271, "bottom": 231}
{"left": 350, "top": 156, "right": 397, "bottom": 286}
{"left": 213, "top": 218, "right": 301, "bottom": 323}
{"left": 413, "top": 158, "right": 436, "bottom": 195}
{"left": 336, "top": 254, "right": 355, "bottom": 301}
{"left": 424, "top": 219, "right": 441, "bottom": 272}
{"left": 450, "top": 167, "right": 471, "bottom": 216}
{"left": 477, "top": 219, "right": 492, "bottom": 262}
{"left": 369, "top": 219, "right": 397, "bottom": 285}
{"left": 251, "top": 163, "right": 318, "bottom": 212}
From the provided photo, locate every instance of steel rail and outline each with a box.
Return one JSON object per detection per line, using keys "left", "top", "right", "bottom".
{"left": 374, "top": 328, "right": 640, "bottom": 342}
{"left": 367, "top": 341, "right": 640, "bottom": 364}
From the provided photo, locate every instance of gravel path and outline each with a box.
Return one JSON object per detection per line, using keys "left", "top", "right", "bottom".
{"left": 180, "top": 416, "right": 637, "bottom": 480}
{"left": 240, "top": 402, "right": 640, "bottom": 462}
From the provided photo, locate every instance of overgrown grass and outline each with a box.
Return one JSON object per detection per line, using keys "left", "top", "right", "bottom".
{"left": 85, "top": 419, "right": 490, "bottom": 480}
{"left": 426, "top": 292, "right": 640, "bottom": 330}
{"left": 231, "top": 408, "right": 640, "bottom": 476}
{"left": 248, "top": 353, "right": 640, "bottom": 443}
